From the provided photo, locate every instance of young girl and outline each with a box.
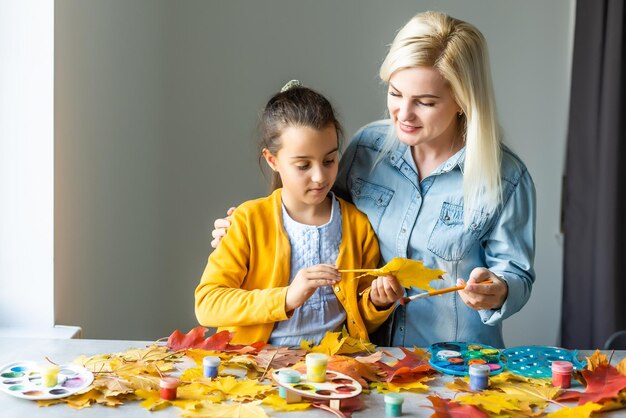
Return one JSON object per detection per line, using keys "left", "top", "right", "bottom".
{"left": 195, "top": 81, "right": 403, "bottom": 345}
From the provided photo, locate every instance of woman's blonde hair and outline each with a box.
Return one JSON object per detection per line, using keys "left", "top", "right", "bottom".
{"left": 379, "top": 11, "right": 502, "bottom": 223}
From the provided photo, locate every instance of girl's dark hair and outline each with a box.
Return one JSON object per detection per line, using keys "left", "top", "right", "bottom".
{"left": 260, "top": 86, "right": 343, "bottom": 190}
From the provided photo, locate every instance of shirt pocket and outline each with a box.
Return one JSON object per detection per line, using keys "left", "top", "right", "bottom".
{"left": 427, "top": 202, "right": 488, "bottom": 261}
{"left": 350, "top": 178, "right": 394, "bottom": 230}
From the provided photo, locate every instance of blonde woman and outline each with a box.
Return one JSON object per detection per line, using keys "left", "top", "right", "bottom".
{"left": 212, "top": 11, "right": 535, "bottom": 348}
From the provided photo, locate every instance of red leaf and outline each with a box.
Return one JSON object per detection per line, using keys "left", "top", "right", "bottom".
{"left": 424, "top": 395, "right": 490, "bottom": 418}
{"left": 225, "top": 341, "right": 268, "bottom": 354}
{"left": 557, "top": 364, "right": 626, "bottom": 405}
{"left": 376, "top": 347, "right": 434, "bottom": 383}
{"left": 166, "top": 327, "right": 233, "bottom": 350}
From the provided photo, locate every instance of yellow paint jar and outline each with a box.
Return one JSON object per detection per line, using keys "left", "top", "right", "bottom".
{"left": 40, "top": 365, "right": 60, "bottom": 387}
{"left": 305, "top": 353, "right": 328, "bottom": 383}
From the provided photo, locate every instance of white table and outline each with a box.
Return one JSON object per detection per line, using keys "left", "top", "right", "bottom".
{"left": 1, "top": 338, "right": 625, "bottom": 417}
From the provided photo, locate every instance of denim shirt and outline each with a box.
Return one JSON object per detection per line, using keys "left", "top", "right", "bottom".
{"left": 334, "top": 120, "right": 536, "bottom": 348}
{"left": 268, "top": 194, "right": 347, "bottom": 346}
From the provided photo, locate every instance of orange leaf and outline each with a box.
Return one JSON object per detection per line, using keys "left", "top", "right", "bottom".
{"left": 558, "top": 364, "right": 626, "bottom": 405}
{"left": 424, "top": 395, "right": 490, "bottom": 418}
{"left": 376, "top": 347, "right": 434, "bottom": 383}
{"left": 166, "top": 327, "right": 233, "bottom": 350}
{"left": 328, "top": 355, "right": 384, "bottom": 386}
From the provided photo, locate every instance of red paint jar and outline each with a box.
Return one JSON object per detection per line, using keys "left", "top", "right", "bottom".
{"left": 551, "top": 361, "right": 573, "bottom": 388}
{"left": 159, "top": 377, "right": 180, "bottom": 400}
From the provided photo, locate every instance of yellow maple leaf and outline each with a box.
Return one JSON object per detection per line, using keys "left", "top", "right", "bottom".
{"left": 262, "top": 393, "right": 311, "bottom": 411}
{"left": 186, "top": 348, "right": 230, "bottom": 366}
{"left": 546, "top": 402, "right": 603, "bottom": 417}
{"left": 490, "top": 371, "right": 551, "bottom": 386}
{"left": 585, "top": 350, "right": 609, "bottom": 371}
{"left": 176, "top": 382, "right": 225, "bottom": 403}
{"left": 305, "top": 328, "right": 376, "bottom": 356}
{"left": 180, "top": 400, "right": 270, "bottom": 418}
{"left": 135, "top": 389, "right": 171, "bottom": 412}
{"left": 496, "top": 382, "right": 561, "bottom": 409}
{"left": 201, "top": 375, "right": 274, "bottom": 400}
{"left": 357, "top": 257, "right": 444, "bottom": 290}
{"left": 445, "top": 377, "right": 471, "bottom": 392}
{"left": 617, "top": 357, "right": 626, "bottom": 377}
{"left": 456, "top": 392, "right": 521, "bottom": 414}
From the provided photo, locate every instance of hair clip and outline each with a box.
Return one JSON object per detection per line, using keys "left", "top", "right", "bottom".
{"left": 280, "top": 80, "right": 302, "bottom": 92}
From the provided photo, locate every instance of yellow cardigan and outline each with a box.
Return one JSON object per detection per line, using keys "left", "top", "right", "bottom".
{"left": 195, "top": 189, "right": 394, "bottom": 344}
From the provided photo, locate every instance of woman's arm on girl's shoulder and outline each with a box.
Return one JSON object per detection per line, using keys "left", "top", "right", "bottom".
{"left": 210, "top": 207, "right": 236, "bottom": 248}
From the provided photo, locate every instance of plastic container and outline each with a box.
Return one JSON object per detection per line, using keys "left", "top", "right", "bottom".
{"left": 159, "top": 377, "right": 180, "bottom": 400}
{"left": 203, "top": 356, "right": 221, "bottom": 379}
{"left": 40, "top": 365, "right": 59, "bottom": 387}
{"left": 469, "top": 364, "right": 490, "bottom": 391}
{"left": 551, "top": 361, "right": 573, "bottom": 388}
{"left": 384, "top": 392, "right": 404, "bottom": 417}
{"left": 305, "top": 353, "right": 328, "bottom": 383}
{"left": 277, "top": 369, "right": 301, "bottom": 398}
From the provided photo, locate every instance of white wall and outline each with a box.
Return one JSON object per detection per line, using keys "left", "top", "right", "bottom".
{"left": 54, "top": 0, "right": 574, "bottom": 345}
{"left": 0, "top": 1, "right": 54, "bottom": 329}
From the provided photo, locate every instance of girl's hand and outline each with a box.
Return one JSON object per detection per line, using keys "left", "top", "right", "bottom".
{"left": 369, "top": 275, "right": 404, "bottom": 309}
{"left": 457, "top": 267, "right": 508, "bottom": 310}
{"left": 285, "top": 264, "right": 341, "bottom": 312}
{"left": 210, "top": 207, "right": 236, "bottom": 248}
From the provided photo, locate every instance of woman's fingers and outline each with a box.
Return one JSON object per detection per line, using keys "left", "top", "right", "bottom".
{"left": 458, "top": 268, "right": 508, "bottom": 310}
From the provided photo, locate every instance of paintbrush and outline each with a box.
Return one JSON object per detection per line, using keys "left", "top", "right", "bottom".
{"left": 399, "top": 280, "right": 493, "bottom": 305}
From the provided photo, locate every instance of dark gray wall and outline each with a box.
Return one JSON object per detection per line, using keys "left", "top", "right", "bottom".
{"left": 55, "top": 0, "right": 574, "bottom": 345}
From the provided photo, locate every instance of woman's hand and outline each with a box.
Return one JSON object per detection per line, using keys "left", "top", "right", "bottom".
{"left": 369, "top": 275, "right": 404, "bottom": 309}
{"left": 210, "top": 207, "right": 236, "bottom": 248}
{"left": 457, "top": 267, "right": 508, "bottom": 310}
{"left": 285, "top": 264, "right": 341, "bottom": 312}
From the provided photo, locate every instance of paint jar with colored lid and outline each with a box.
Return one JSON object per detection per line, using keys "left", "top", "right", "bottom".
{"left": 469, "top": 364, "right": 490, "bottom": 391}
{"left": 305, "top": 353, "right": 328, "bottom": 383}
{"left": 203, "top": 356, "right": 221, "bottom": 379}
{"left": 384, "top": 392, "right": 404, "bottom": 417}
{"left": 277, "top": 369, "right": 301, "bottom": 398}
{"left": 40, "top": 365, "right": 60, "bottom": 387}
{"left": 551, "top": 361, "right": 573, "bottom": 388}
{"left": 159, "top": 377, "right": 180, "bottom": 400}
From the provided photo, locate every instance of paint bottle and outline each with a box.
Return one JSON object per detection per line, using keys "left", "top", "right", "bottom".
{"left": 40, "top": 365, "right": 59, "bottom": 387}
{"left": 305, "top": 353, "right": 328, "bottom": 383}
{"left": 551, "top": 361, "right": 573, "bottom": 388}
{"left": 159, "top": 377, "right": 180, "bottom": 401}
{"left": 469, "top": 364, "right": 490, "bottom": 391}
{"left": 277, "top": 369, "right": 301, "bottom": 398}
{"left": 203, "top": 356, "right": 220, "bottom": 379}
{"left": 384, "top": 393, "right": 404, "bottom": 417}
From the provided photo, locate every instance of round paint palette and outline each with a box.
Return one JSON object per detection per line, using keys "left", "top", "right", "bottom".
{"left": 0, "top": 362, "right": 94, "bottom": 400}
{"left": 428, "top": 342, "right": 505, "bottom": 376}
{"left": 501, "top": 346, "right": 586, "bottom": 378}
{"left": 271, "top": 368, "right": 362, "bottom": 400}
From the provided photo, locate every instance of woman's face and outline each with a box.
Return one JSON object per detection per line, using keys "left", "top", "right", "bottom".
{"left": 387, "top": 66, "right": 462, "bottom": 148}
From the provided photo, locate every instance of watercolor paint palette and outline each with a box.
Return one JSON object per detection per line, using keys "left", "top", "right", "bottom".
{"left": 428, "top": 341, "right": 505, "bottom": 376}
{"left": 271, "top": 368, "right": 362, "bottom": 409}
{"left": 0, "top": 362, "right": 94, "bottom": 400}
{"left": 501, "top": 346, "right": 586, "bottom": 378}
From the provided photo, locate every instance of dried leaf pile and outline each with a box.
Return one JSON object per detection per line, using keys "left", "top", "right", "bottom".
{"left": 35, "top": 328, "right": 626, "bottom": 418}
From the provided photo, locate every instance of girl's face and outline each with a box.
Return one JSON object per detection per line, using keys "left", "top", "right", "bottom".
{"left": 387, "top": 66, "right": 462, "bottom": 149}
{"left": 263, "top": 124, "right": 339, "bottom": 211}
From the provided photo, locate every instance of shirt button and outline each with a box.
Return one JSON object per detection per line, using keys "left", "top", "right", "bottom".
{"left": 335, "top": 287, "right": 340, "bottom": 292}
{"left": 399, "top": 326, "right": 404, "bottom": 332}
{"left": 401, "top": 228, "right": 406, "bottom": 234}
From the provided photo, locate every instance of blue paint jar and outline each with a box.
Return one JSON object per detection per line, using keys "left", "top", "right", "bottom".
{"left": 203, "top": 356, "right": 220, "bottom": 379}
{"left": 469, "top": 364, "right": 490, "bottom": 391}
{"left": 384, "top": 393, "right": 404, "bottom": 417}
{"left": 277, "top": 369, "right": 301, "bottom": 398}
